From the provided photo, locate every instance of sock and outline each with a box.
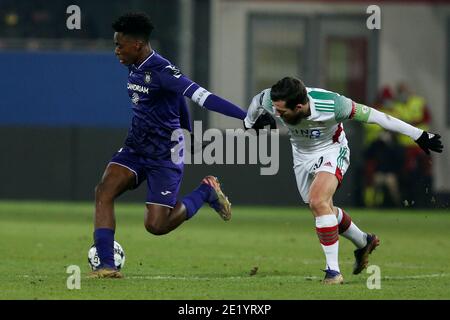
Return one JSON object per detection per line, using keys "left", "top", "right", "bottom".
{"left": 182, "top": 184, "right": 214, "bottom": 219}
{"left": 315, "top": 214, "right": 340, "bottom": 272}
{"left": 94, "top": 228, "right": 115, "bottom": 269}
{"left": 336, "top": 208, "right": 368, "bottom": 249}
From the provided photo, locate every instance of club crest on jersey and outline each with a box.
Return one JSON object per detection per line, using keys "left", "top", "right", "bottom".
{"left": 144, "top": 72, "right": 152, "bottom": 83}
{"left": 131, "top": 92, "right": 139, "bottom": 105}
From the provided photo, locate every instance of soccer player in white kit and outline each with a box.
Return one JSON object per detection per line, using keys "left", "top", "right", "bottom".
{"left": 244, "top": 77, "right": 443, "bottom": 284}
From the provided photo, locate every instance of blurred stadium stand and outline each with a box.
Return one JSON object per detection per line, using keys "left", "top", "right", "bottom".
{"left": 0, "top": 0, "right": 449, "bottom": 208}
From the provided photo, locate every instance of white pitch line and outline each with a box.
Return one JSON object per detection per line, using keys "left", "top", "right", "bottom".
{"left": 124, "top": 273, "right": 450, "bottom": 281}
{"left": 19, "top": 273, "right": 450, "bottom": 281}
{"left": 126, "top": 275, "right": 317, "bottom": 281}
{"left": 381, "top": 273, "right": 450, "bottom": 280}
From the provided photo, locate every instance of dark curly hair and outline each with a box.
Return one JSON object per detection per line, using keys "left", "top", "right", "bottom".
{"left": 112, "top": 12, "right": 154, "bottom": 41}
{"left": 270, "top": 77, "right": 308, "bottom": 109}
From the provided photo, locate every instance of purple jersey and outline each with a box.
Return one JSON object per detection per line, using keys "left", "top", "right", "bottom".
{"left": 124, "top": 51, "right": 193, "bottom": 165}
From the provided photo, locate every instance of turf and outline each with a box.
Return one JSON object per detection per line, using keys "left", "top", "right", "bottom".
{"left": 0, "top": 200, "right": 449, "bottom": 300}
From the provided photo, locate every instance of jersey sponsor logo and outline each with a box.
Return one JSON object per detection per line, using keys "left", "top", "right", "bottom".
{"left": 161, "top": 191, "right": 172, "bottom": 196}
{"left": 291, "top": 128, "right": 322, "bottom": 139}
{"left": 144, "top": 72, "right": 152, "bottom": 83}
{"left": 127, "top": 82, "right": 149, "bottom": 94}
{"left": 165, "top": 65, "right": 182, "bottom": 79}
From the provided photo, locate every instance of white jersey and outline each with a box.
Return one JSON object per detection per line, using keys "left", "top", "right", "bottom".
{"left": 244, "top": 87, "right": 356, "bottom": 160}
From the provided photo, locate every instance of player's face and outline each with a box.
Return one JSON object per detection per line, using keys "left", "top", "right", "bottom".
{"left": 272, "top": 100, "right": 303, "bottom": 125}
{"left": 114, "top": 32, "right": 140, "bottom": 65}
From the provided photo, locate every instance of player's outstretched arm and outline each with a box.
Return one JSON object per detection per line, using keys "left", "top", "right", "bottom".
{"left": 159, "top": 65, "right": 247, "bottom": 120}
{"left": 352, "top": 103, "right": 443, "bottom": 155}
{"left": 184, "top": 84, "right": 246, "bottom": 120}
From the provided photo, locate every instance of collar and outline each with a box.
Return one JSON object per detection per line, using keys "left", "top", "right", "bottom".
{"left": 133, "top": 50, "right": 155, "bottom": 70}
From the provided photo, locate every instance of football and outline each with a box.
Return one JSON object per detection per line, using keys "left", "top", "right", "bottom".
{"left": 88, "top": 241, "right": 126, "bottom": 271}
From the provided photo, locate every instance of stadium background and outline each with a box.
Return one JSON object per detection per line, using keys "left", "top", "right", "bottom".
{"left": 0, "top": 0, "right": 449, "bottom": 208}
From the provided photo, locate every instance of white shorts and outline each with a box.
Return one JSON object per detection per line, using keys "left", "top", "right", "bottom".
{"left": 293, "top": 145, "right": 350, "bottom": 203}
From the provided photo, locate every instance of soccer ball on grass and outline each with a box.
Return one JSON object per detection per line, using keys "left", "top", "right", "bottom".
{"left": 88, "top": 241, "right": 125, "bottom": 271}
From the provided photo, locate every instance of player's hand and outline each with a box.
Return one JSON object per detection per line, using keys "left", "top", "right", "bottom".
{"left": 415, "top": 131, "right": 443, "bottom": 155}
{"left": 244, "top": 113, "right": 277, "bottom": 131}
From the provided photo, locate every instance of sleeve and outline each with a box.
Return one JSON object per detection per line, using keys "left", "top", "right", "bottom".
{"left": 334, "top": 95, "right": 356, "bottom": 122}
{"left": 159, "top": 64, "right": 246, "bottom": 120}
{"left": 352, "top": 103, "right": 423, "bottom": 140}
{"left": 244, "top": 91, "right": 269, "bottom": 129}
{"left": 158, "top": 64, "right": 196, "bottom": 95}
{"left": 307, "top": 89, "right": 354, "bottom": 122}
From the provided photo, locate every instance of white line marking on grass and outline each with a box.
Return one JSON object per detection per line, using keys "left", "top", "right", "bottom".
{"left": 126, "top": 273, "right": 450, "bottom": 281}
{"left": 18, "top": 273, "right": 450, "bottom": 281}
{"left": 126, "top": 275, "right": 320, "bottom": 281}
{"left": 382, "top": 273, "right": 450, "bottom": 280}
{"left": 383, "top": 262, "right": 429, "bottom": 269}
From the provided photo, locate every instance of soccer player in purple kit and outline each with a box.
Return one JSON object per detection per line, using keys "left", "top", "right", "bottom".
{"left": 90, "top": 12, "right": 247, "bottom": 278}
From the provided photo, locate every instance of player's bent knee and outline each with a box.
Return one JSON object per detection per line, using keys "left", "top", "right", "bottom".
{"left": 308, "top": 197, "right": 329, "bottom": 215}
{"left": 144, "top": 221, "right": 169, "bottom": 236}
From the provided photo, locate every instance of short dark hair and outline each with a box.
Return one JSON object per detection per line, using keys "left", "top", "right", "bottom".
{"left": 112, "top": 12, "right": 154, "bottom": 41}
{"left": 270, "top": 77, "right": 308, "bottom": 109}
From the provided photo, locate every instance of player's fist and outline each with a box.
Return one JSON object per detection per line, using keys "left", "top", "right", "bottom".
{"left": 244, "top": 112, "right": 277, "bottom": 131}
{"left": 415, "top": 131, "right": 443, "bottom": 155}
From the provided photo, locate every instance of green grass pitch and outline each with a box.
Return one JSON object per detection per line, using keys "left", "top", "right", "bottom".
{"left": 0, "top": 200, "right": 449, "bottom": 299}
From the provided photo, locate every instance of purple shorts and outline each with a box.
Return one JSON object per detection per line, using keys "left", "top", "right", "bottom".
{"left": 109, "top": 147, "right": 183, "bottom": 208}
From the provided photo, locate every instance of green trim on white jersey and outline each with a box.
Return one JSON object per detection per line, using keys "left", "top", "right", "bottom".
{"left": 259, "top": 87, "right": 354, "bottom": 122}
{"left": 307, "top": 89, "right": 353, "bottom": 122}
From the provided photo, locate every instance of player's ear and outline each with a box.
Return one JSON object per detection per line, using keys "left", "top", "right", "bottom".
{"left": 134, "top": 40, "right": 143, "bottom": 50}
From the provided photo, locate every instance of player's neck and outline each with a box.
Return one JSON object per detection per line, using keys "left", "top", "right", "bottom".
{"left": 135, "top": 46, "right": 153, "bottom": 67}
{"left": 303, "top": 101, "right": 311, "bottom": 117}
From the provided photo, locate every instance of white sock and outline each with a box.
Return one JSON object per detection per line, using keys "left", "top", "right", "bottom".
{"left": 337, "top": 208, "right": 367, "bottom": 249}
{"left": 315, "top": 214, "right": 340, "bottom": 272}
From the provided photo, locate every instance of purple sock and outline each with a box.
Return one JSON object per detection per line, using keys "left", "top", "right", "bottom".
{"left": 182, "top": 184, "right": 215, "bottom": 219}
{"left": 94, "top": 228, "right": 116, "bottom": 269}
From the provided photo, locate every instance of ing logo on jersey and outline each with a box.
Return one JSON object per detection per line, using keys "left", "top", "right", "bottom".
{"left": 291, "top": 128, "right": 322, "bottom": 139}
